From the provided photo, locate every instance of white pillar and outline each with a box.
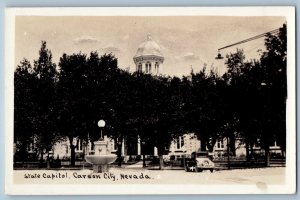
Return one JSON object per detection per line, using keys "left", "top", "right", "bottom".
{"left": 154, "top": 147, "right": 158, "bottom": 156}
{"left": 137, "top": 136, "right": 141, "bottom": 155}
{"left": 151, "top": 62, "right": 154, "bottom": 74}
{"left": 142, "top": 63, "right": 145, "bottom": 73}
{"left": 121, "top": 138, "right": 125, "bottom": 156}
{"left": 122, "top": 138, "right": 127, "bottom": 163}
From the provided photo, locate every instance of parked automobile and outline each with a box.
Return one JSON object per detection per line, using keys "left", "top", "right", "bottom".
{"left": 195, "top": 156, "right": 215, "bottom": 172}
{"left": 185, "top": 151, "right": 215, "bottom": 172}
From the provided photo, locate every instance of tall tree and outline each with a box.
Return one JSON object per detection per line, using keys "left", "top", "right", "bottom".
{"left": 32, "top": 41, "right": 60, "bottom": 168}
{"left": 259, "top": 23, "right": 287, "bottom": 165}
{"left": 57, "top": 52, "right": 89, "bottom": 166}
{"left": 187, "top": 68, "right": 228, "bottom": 153}
{"left": 14, "top": 59, "right": 37, "bottom": 162}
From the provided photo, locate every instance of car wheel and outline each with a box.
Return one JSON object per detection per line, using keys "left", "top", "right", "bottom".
{"left": 210, "top": 169, "right": 214, "bottom": 173}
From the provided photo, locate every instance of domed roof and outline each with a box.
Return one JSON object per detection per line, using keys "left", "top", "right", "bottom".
{"left": 134, "top": 34, "right": 163, "bottom": 58}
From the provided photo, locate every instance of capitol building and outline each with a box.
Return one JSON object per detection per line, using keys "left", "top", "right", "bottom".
{"left": 46, "top": 34, "right": 281, "bottom": 162}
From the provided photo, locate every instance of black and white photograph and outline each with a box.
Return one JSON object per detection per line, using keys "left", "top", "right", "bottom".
{"left": 5, "top": 7, "right": 296, "bottom": 195}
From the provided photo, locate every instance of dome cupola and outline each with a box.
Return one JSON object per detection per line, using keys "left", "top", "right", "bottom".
{"left": 133, "top": 34, "right": 164, "bottom": 75}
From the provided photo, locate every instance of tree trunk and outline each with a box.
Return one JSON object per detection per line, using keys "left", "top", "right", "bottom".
{"left": 265, "top": 145, "right": 270, "bottom": 167}
{"left": 68, "top": 136, "right": 76, "bottom": 167}
{"left": 82, "top": 139, "right": 86, "bottom": 160}
{"left": 142, "top": 154, "right": 146, "bottom": 168}
{"left": 117, "top": 143, "right": 122, "bottom": 167}
{"left": 46, "top": 152, "right": 50, "bottom": 169}
{"left": 158, "top": 154, "right": 164, "bottom": 170}
{"left": 200, "top": 137, "right": 206, "bottom": 151}
{"left": 70, "top": 144, "right": 76, "bottom": 166}
{"left": 40, "top": 148, "right": 44, "bottom": 162}
{"left": 157, "top": 147, "right": 164, "bottom": 170}
{"left": 229, "top": 135, "right": 236, "bottom": 156}
{"left": 245, "top": 142, "right": 250, "bottom": 161}
{"left": 281, "top": 149, "right": 285, "bottom": 159}
{"left": 141, "top": 141, "right": 146, "bottom": 167}
{"left": 227, "top": 137, "right": 231, "bottom": 170}
{"left": 250, "top": 143, "right": 254, "bottom": 160}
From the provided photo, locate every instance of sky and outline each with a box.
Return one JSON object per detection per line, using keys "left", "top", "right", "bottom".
{"left": 15, "top": 16, "right": 285, "bottom": 77}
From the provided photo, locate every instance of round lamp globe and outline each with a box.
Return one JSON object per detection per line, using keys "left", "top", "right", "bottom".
{"left": 98, "top": 119, "right": 106, "bottom": 128}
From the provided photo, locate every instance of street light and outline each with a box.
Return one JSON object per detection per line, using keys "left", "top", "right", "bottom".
{"left": 260, "top": 82, "right": 271, "bottom": 167}
{"left": 98, "top": 119, "right": 106, "bottom": 141}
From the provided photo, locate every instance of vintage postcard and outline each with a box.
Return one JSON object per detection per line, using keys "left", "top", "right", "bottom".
{"left": 5, "top": 7, "right": 295, "bottom": 195}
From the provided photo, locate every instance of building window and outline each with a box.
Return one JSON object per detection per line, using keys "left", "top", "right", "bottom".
{"left": 138, "top": 63, "right": 142, "bottom": 72}
{"left": 75, "top": 139, "right": 83, "bottom": 151}
{"left": 145, "top": 62, "right": 151, "bottom": 73}
{"left": 176, "top": 137, "right": 184, "bottom": 149}
{"left": 79, "top": 140, "right": 82, "bottom": 150}
{"left": 216, "top": 139, "right": 224, "bottom": 149}
{"left": 155, "top": 62, "right": 159, "bottom": 73}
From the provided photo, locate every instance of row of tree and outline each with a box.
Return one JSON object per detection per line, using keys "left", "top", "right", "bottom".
{"left": 14, "top": 24, "right": 287, "bottom": 168}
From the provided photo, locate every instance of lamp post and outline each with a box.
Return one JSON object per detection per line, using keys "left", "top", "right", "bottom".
{"left": 98, "top": 119, "right": 106, "bottom": 141}
{"left": 261, "top": 82, "right": 270, "bottom": 167}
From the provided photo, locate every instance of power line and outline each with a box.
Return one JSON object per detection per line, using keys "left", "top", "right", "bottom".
{"left": 218, "top": 29, "right": 279, "bottom": 51}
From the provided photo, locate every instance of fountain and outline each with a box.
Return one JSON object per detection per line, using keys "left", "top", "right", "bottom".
{"left": 85, "top": 120, "right": 117, "bottom": 173}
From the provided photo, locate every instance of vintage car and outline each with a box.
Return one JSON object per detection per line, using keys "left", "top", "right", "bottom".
{"left": 185, "top": 151, "right": 215, "bottom": 172}
{"left": 195, "top": 157, "right": 215, "bottom": 172}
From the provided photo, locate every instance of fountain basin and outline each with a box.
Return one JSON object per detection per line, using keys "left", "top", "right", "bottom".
{"left": 85, "top": 154, "right": 117, "bottom": 165}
